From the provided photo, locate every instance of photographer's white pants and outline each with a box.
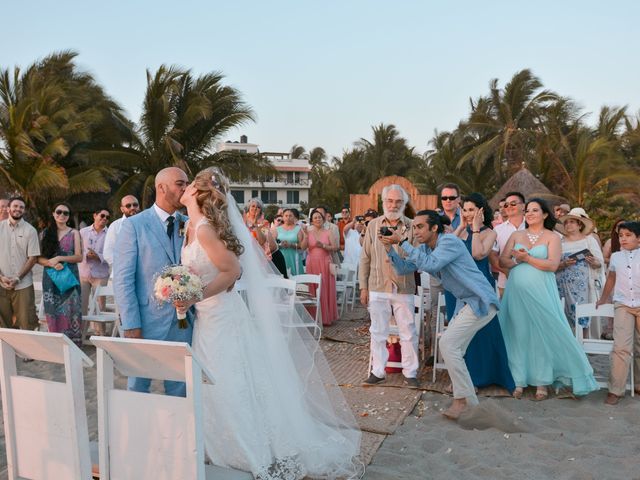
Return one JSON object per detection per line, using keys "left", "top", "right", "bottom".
{"left": 369, "top": 291, "right": 418, "bottom": 378}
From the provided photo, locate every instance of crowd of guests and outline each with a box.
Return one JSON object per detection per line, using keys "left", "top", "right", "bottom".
{"left": 0, "top": 195, "right": 140, "bottom": 347}
{"left": 1, "top": 182, "right": 638, "bottom": 409}
{"left": 356, "top": 182, "right": 639, "bottom": 410}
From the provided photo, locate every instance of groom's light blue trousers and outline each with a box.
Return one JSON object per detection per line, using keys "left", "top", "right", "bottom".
{"left": 126, "top": 315, "right": 193, "bottom": 397}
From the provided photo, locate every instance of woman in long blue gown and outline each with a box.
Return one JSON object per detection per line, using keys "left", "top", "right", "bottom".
{"left": 498, "top": 198, "right": 598, "bottom": 400}
{"left": 454, "top": 194, "right": 515, "bottom": 393}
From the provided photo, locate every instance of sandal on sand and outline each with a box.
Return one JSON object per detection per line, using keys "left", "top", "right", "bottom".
{"left": 513, "top": 387, "right": 524, "bottom": 399}
{"left": 533, "top": 387, "right": 548, "bottom": 401}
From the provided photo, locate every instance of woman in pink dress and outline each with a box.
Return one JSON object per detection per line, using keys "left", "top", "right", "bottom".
{"left": 305, "top": 209, "right": 339, "bottom": 326}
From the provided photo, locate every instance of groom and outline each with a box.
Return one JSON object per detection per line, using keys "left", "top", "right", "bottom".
{"left": 113, "top": 167, "right": 192, "bottom": 397}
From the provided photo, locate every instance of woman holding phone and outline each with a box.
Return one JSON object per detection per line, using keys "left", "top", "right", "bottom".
{"left": 555, "top": 208, "right": 605, "bottom": 333}
{"left": 498, "top": 198, "right": 597, "bottom": 400}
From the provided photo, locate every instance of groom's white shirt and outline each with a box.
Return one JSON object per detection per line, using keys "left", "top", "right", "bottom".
{"left": 153, "top": 203, "right": 175, "bottom": 227}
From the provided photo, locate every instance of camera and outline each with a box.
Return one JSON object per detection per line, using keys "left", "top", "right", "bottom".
{"left": 379, "top": 226, "right": 396, "bottom": 236}
{"left": 355, "top": 215, "right": 364, "bottom": 222}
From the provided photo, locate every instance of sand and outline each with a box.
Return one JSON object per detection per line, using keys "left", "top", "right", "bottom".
{"left": 364, "top": 391, "right": 640, "bottom": 480}
{"left": 2, "top": 270, "right": 639, "bottom": 479}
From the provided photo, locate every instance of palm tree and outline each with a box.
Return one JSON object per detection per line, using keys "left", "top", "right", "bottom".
{"left": 354, "top": 123, "right": 421, "bottom": 189}
{"left": 552, "top": 124, "right": 638, "bottom": 206}
{"left": 0, "top": 51, "right": 127, "bottom": 216}
{"left": 290, "top": 144, "right": 307, "bottom": 159}
{"left": 458, "top": 69, "right": 558, "bottom": 180}
{"left": 86, "top": 65, "right": 264, "bottom": 208}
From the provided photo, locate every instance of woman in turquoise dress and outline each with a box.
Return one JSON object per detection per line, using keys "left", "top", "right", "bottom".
{"left": 454, "top": 193, "right": 515, "bottom": 393}
{"left": 275, "top": 208, "right": 307, "bottom": 276}
{"left": 498, "top": 198, "right": 598, "bottom": 400}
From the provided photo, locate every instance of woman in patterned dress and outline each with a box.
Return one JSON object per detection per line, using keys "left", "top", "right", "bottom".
{"left": 38, "top": 202, "right": 83, "bottom": 345}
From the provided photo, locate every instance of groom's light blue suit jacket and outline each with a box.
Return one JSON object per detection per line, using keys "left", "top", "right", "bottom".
{"left": 113, "top": 207, "right": 192, "bottom": 342}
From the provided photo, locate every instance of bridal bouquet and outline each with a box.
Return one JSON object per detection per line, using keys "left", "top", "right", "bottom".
{"left": 154, "top": 265, "right": 204, "bottom": 328}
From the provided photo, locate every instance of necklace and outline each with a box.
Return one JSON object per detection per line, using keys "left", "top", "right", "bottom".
{"left": 526, "top": 229, "right": 543, "bottom": 246}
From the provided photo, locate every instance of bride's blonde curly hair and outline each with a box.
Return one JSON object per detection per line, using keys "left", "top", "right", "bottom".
{"left": 193, "top": 167, "right": 244, "bottom": 257}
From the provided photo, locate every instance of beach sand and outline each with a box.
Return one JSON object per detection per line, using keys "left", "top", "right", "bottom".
{"left": 364, "top": 390, "right": 640, "bottom": 480}
{"left": 2, "top": 272, "right": 639, "bottom": 479}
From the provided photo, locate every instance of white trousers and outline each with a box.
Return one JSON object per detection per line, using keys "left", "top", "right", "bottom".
{"left": 369, "top": 291, "right": 418, "bottom": 378}
{"left": 440, "top": 304, "right": 497, "bottom": 405}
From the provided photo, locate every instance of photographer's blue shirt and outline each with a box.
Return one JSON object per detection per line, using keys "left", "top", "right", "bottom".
{"left": 387, "top": 234, "right": 499, "bottom": 317}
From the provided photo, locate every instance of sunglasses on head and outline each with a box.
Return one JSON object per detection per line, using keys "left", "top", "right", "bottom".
{"left": 441, "top": 196, "right": 458, "bottom": 201}
{"left": 55, "top": 209, "right": 70, "bottom": 216}
{"left": 124, "top": 202, "right": 139, "bottom": 209}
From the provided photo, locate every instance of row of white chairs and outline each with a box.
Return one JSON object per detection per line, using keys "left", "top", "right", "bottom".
{"left": 335, "top": 263, "right": 358, "bottom": 316}
{"left": 0, "top": 329, "right": 252, "bottom": 479}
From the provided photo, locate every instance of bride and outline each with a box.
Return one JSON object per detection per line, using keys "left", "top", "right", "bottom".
{"left": 176, "top": 167, "right": 362, "bottom": 479}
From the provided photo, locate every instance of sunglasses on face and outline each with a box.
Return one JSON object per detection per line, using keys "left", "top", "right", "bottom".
{"left": 124, "top": 202, "right": 139, "bottom": 209}
{"left": 441, "top": 196, "right": 458, "bottom": 201}
{"left": 55, "top": 210, "right": 70, "bottom": 216}
{"left": 98, "top": 213, "right": 110, "bottom": 219}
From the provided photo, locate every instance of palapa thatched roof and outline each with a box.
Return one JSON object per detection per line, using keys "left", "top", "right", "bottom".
{"left": 489, "top": 166, "right": 565, "bottom": 209}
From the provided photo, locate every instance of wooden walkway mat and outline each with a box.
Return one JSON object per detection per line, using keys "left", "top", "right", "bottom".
{"left": 343, "top": 386, "right": 422, "bottom": 435}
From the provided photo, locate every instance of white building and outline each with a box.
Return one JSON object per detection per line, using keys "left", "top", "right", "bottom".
{"left": 217, "top": 136, "right": 311, "bottom": 209}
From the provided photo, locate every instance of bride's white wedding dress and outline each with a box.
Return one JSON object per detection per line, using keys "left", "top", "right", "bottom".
{"left": 182, "top": 219, "right": 361, "bottom": 480}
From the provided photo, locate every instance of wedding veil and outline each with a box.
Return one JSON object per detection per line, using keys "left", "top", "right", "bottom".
{"left": 224, "top": 190, "right": 363, "bottom": 479}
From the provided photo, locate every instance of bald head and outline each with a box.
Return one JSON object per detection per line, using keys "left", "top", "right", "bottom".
{"left": 120, "top": 194, "right": 140, "bottom": 217}
{"left": 155, "top": 167, "right": 187, "bottom": 188}
{"left": 154, "top": 167, "right": 188, "bottom": 213}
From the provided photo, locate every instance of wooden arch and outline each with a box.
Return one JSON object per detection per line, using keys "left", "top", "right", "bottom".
{"left": 349, "top": 176, "right": 437, "bottom": 218}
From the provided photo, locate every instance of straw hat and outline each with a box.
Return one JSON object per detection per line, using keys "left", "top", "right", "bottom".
{"left": 556, "top": 207, "right": 594, "bottom": 235}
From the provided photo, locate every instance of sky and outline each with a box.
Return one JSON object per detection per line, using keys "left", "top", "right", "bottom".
{"left": 1, "top": 1, "right": 638, "bottom": 159}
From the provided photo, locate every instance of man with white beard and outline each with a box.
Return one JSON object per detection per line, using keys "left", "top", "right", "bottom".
{"left": 359, "top": 184, "right": 418, "bottom": 387}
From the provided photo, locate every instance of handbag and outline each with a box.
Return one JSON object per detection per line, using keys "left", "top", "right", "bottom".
{"left": 46, "top": 264, "right": 79, "bottom": 293}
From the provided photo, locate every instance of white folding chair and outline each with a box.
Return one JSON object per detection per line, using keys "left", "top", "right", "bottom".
{"left": 91, "top": 336, "right": 252, "bottom": 480}
{"left": 83, "top": 283, "right": 119, "bottom": 341}
{"left": 32, "top": 281, "right": 47, "bottom": 331}
{"left": 291, "top": 274, "right": 323, "bottom": 330}
{"left": 341, "top": 262, "right": 359, "bottom": 310}
{"left": 575, "top": 303, "right": 634, "bottom": 396}
{"left": 432, "top": 293, "right": 448, "bottom": 383}
{"left": 367, "top": 288, "right": 425, "bottom": 375}
{"left": 335, "top": 266, "right": 356, "bottom": 316}
{"left": 0, "top": 329, "right": 95, "bottom": 479}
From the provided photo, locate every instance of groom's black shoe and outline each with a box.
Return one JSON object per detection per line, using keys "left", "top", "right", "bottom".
{"left": 363, "top": 373, "right": 385, "bottom": 385}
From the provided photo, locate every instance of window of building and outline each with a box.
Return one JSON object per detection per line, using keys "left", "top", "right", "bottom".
{"left": 286, "top": 171, "right": 301, "bottom": 184}
{"left": 251, "top": 190, "right": 258, "bottom": 199}
{"left": 286, "top": 190, "right": 300, "bottom": 204}
{"left": 230, "top": 190, "right": 245, "bottom": 204}
{"left": 261, "top": 190, "right": 277, "bottom": 204}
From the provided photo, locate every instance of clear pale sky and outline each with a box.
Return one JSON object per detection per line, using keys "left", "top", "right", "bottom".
{"left": 1, "top": 0, "right": 638, "bottom": 158}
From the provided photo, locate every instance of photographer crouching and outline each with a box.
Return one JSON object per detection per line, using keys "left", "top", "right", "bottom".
{"left": 360, "top": 184, "right": 419, "bottom": 388}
